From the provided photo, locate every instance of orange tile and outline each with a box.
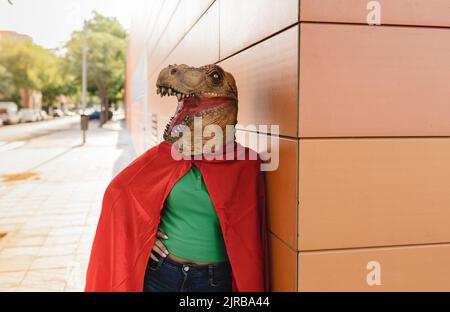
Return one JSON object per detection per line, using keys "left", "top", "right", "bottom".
{"left": 299, "top": 138, "right": 450, "bottom": 250}
{"left": 299, "top": 244, "right": 450, "bottom": 291}
{"left": 269, "top": 232, "right": 297, "bottom": 292}
{"left": 219, "top": 0, "right": 299, "bottom": 59}
{"left": 236, "top": 132, "right": 298, "bottom": 250}
{"left": 220, "top": 26, "right": 298, "bottom": 138}
{"left": 299, "top": 23, "right": 450, "bottom": 137}
{"left": 301, "top": 0, "right": 450, "bottom": 27}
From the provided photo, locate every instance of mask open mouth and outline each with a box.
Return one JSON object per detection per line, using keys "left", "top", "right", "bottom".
{"left": 157, "top": 84, "right": 236, "bottom": 141}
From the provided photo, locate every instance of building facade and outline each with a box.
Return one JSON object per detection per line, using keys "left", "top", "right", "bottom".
{"left": 0, "top": 30, "right": 31, "bottom": 41}
{"left": 125, "top": 0, "right": 450, "bottom": 291}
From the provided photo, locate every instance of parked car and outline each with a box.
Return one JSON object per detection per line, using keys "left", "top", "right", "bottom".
{"left": 19, "top": 108, "right": 38, "bottom": 122}
{"left": 63, "top": 109, "right": 76, "bottom": 116}
{"left": 89, "top": 110, "right": 100, "bottom": 120}
{"left": 32, "top": 109, "right": 41, "bottom": 121}
{"left": 0, "top": 102, "right": 21, "bottom": 125}
{"left": 53, "top": 109, "right": 64, "bottom": 117}
{"left": 39, "top": 110, "right": 49, "bottom": 120}
{"left": 88, "top": 109, "right": 113, "bottom": 121}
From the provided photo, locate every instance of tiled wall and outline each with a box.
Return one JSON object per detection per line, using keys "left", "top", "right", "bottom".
{"left": 125, "top": 0, "right": 450, "bottom": 291}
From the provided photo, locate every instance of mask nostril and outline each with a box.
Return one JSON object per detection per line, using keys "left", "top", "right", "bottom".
{"left": 170, "top": 68, "right": 177, "bottom": 75}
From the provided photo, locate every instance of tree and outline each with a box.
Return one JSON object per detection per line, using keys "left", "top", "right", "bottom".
{"left": 64, "top": 12, "right": 127, "bottom": 125}
{"left": 0, "top": 37, "right": 66, "bottom": 107}
{"left": 0, "top": 38, "right": 41, "bottom": 93}
{"left": 33, "top": 44, "right": 67, "bottom": 107}
{"left": 0, "top": 64, "right": 15, "bottom": 100}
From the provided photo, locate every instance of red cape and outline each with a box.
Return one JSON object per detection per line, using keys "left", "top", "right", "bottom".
{"left": 85, "top": 141, "right": 269, "bottom": 292}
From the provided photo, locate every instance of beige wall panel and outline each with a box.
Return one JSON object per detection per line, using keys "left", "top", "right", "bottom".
{"left": 129, "top": 100, "right": 146, "bottom": 155}
{"left": 148, "top": 0, "right": 214, "bottom": 75}
{"left": 148, "top": 4, "right": 185, "bottom": 75}
{"left": 145, "top": 0, "right": 180, "bottom": 57}
{"left": 301, "top": 0, "right": 450, "bottom": 27}
{"left": 161, "top": 1, "right": 220, "bottom": 71}
{"left": 182, "top": 0, "right": 216, "bottom": 33}
{"left": 299, "top": 138, "right": 450, "bottom": 251}
{"left": 299, "top": 244, "right": 450, "bottom": 291}
{"left": 269, "top": 232, "right": 297, "bottom": 292}
{"left": 128, "top": 0, "right": 161, "bottom": 70}
{"left": 220, "top": 26, "right": 298, "bottom": 138}
{"left": 219, "top": 0, "right": 299, "bottom": 58}
{"left": 145, "top": 73, "right": 175, "bottom": 147}
{"left": 299, "top": 23, "right": 450, "bottom": 137}
{"left": 148, "top": 1, "right": 220, "bottom": 128}
{"left": 127, "top": 35, "right": 144, "bottom": 76}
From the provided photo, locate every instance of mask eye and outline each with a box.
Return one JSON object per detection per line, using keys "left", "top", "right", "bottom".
{"left": 208, "top": 70, "right": 223, "bottom": 84}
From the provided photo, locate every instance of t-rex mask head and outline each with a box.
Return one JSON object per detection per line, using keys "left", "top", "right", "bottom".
{"left": 156, "top": 64, "right": 238, "bottom": 155}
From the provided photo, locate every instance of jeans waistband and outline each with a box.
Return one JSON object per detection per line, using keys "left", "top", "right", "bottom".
{"left": 153, "top": 254, "right": 231, "bottom": 273}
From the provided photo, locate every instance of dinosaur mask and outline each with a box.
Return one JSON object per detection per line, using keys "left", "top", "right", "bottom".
{"left": 156, "top": 64, "right": 238, "bottom": 155}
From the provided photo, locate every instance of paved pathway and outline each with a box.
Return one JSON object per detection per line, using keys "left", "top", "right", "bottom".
{"left": 0, "top": 116, "right": 136, "bottom": 291}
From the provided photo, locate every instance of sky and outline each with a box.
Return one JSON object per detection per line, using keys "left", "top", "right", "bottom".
{"left": 0, "top": 0, "right": 133, "bottom": 50}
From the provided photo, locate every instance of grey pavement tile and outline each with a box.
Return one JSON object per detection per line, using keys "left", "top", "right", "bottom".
{"left": 0, "top": 216, "right": 34, "bottom": 225}
{"left": 0, "top": 271, "right": 26, "bottom": 289}
{"left": 16, "top": 284, "right": 64, "bottom": 292}
{"left": 21, "top": 268, "right": 68, "bottom": 291}
{"left": 38, "top": 244, "right": 78, "bottom": 257}
{"left": 49, "top": 226, "right": 86, "bottom": 237}
{"left": 22, "top": 218, "right": 86, "bottom": 230}
{"left": 64, "top": 286, "right": 83, "bottom": 292}
{"left": 0, "top": 246, "right": 41, "bottom": 257}
{"left": 0, "top": 255, "right": 34, "bottom": 273}
{"left": 15, "top": 228, "right": 52, "bottom": 238}
{"left": 14, "top": 287, "right": 42, "bottom": 292}
{"left": 0, "top": 211, "right": 35, "bottom": 218}
{"left": 5, "top": 235, "right": 48, "bottom": 247}
{"left": 0, "top": 224, "right": 23, "bottom": 233}
{"left": 30, "top": 255, "right": 75, "bottom": 270}
{"left": 44, "top": 235, "right": 81, "bottom": 246}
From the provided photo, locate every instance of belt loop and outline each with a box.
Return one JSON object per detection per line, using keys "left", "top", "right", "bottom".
{"left": 157, "top": 255, "right": 166, "bottom": 268}
{"left": 208, "top": 264, "right": 216, "bottom": 286}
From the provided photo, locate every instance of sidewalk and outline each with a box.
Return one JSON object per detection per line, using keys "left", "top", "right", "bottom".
{"left": 0, "top": 117, "right": 137, "bottom": 291}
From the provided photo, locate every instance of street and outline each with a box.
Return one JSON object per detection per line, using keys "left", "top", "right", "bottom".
{"left": 0, "top": 116, "right": 80, "bottom": 143}
{"left": 0, "top": 116, "right": 136, "bottom": 291}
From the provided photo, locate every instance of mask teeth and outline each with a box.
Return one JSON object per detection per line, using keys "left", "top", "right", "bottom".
{"left": 157, "top": 85, "right": 196, "bottom": 99}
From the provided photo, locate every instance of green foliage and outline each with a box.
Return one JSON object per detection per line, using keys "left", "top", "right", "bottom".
{"left": 0, "top": 11, "right": 126, "bottom": 109}
{"left": 0, "top": 64, "right": 15, "bottom": 99}
{"left": 0, "top": 38, "right": 40, "bottom": 91}
{"left": 0, "top": 37, "right": 69, "bottom": 106}
{"left": 64, "top": 12, "right": 127, "bottom": 107}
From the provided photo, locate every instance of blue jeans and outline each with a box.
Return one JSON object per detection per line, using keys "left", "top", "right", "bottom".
{"left": 143, "top": 254, "right": 233, "bottom": 292}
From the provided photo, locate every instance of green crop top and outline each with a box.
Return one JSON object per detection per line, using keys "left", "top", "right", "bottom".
{"left": 157, "top": 164, "right": 229, "bottom": 262}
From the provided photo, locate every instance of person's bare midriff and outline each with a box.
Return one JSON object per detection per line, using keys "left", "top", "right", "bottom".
{"left": 167, "top": 252, "right": 225, "bottom": 265}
